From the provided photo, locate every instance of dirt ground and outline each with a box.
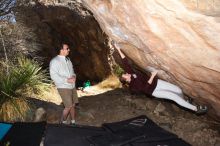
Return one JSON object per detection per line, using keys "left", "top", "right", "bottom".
{"left": 33, "top": 86, "right": 220, "bottom": 146}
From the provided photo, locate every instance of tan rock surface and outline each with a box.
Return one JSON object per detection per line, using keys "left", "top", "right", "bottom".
{"left": 82, "top": 0, "right": 220, "bottom": 120}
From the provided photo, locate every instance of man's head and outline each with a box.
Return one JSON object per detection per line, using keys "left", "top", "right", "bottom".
{"left": 58, "top": 43, "right": 70, "bottom": 56}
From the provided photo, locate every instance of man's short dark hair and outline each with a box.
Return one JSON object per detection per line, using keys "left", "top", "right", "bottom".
{"left": 55, "top": 43, "right": 68, "bottom": 54}
{"left": 60, "top": 43, "right": 69, "bottom": 49}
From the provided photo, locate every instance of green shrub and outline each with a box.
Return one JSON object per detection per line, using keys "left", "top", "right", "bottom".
{"left": 0, "top": 55, "right": 50, "bottom": 121}
{"left": 113, "top": 64, "right": 125, "bottom": 77}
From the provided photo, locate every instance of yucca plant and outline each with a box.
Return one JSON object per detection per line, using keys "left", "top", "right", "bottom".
{"left": 0, "top": 55, "right": 50, "bottom": 121}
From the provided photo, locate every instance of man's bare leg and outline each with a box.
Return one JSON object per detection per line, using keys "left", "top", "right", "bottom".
{"left": 70, "top": 104, "right": 76, "bottom": 124}
{"left": 61, "top": 107, "right": 71, "bottom": 124}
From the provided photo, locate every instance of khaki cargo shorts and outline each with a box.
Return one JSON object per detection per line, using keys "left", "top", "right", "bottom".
{"left": 57, "top": 88, "right": 78, "bottom": 108}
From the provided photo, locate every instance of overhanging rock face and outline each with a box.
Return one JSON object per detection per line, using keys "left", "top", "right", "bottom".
{"left": 82, "top": 0, "right": 220, "bottom": 120}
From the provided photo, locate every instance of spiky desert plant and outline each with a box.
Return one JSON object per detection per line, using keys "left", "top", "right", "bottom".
{"left": 0, "top": 55, "right": 50, "bottom": 121}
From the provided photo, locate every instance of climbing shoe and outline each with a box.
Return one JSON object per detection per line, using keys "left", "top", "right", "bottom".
{"left": 196, "top": 105, "right": 208, "bottom": 115}
{"left": 186, "top": 97, "right": 193, "bottom": 104}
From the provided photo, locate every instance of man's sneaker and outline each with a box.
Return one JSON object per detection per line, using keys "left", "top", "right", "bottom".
{"left": 70, "top": 120, "right": 77, "bottom": 127}
{"left": 60, "top": 120, "right": 68, "bottom": 125}
{"left": 196, "top": 105, "right": 208, "bottom": 115}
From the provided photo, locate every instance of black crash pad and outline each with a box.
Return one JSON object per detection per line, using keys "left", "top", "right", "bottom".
{"left": 44, "top": 124, "right": 106, "bottom": 146}
{"left": 89, "top": 115, "right": 191, "bottom": 146}
{"left": 44, "top": 115, "right": 191, "bottom": 146}
{"left": 0, "top": 121, "right": 46, "bottom": 146}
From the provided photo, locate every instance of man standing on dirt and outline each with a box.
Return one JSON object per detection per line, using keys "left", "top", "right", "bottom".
{"left": 49, "top": 43, "right": 78, "bottom": 125}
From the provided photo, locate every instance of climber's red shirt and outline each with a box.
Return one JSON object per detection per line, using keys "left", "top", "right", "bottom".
{"left": 122, "top": 58, "right": 158, "bottom": 95}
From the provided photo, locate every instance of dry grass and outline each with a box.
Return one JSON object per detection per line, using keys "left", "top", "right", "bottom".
{"left": 0, "top": 98, "right": 30, "bottom": 122}
{"left": 38, "top": 85, "right": 62, "bottom": 105}
{"left": 96, "top": 75, "right": 121, "bottom": 89}
{"left": 77, "top": 75, "right": 122, "bottom": 97}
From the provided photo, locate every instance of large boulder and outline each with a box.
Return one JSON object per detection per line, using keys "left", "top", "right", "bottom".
{"left": 81, "top": 0, "right": 220, "bottom": 120}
